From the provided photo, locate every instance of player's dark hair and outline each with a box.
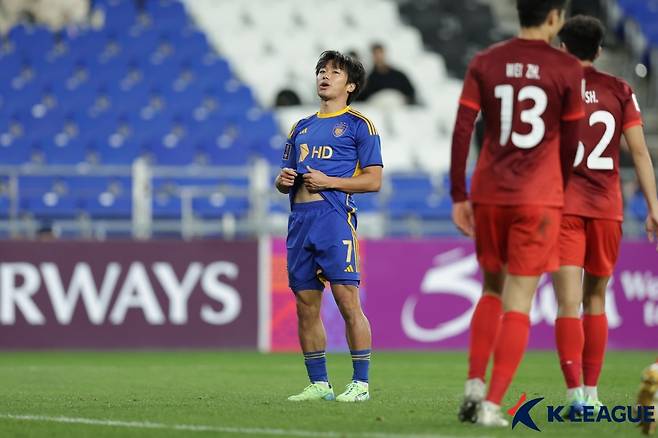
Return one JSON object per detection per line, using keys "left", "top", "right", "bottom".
{"left": 517, "top": 0, "right": 569, "bottom": 28}
{"left": 315, "top": 50, "right": 366, "bottom": 105}
{"left": 558, "top": 15, "right": 604, "bottom": 61}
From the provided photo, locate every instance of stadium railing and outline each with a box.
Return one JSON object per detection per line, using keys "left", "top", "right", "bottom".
{"left": 0, "top": 162, "right": 650, "bottom": 240}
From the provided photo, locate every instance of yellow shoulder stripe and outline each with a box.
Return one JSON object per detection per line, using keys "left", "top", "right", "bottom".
{"left": 287, "top": 120, "right": 299, "bottom": 139}
{"left": 348, "top": 110, "right": 378, "bottom": 135}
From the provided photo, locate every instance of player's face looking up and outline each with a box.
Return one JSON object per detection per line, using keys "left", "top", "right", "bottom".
{"left": 316, "top": 60, "right": 356, "bottom": 104}
{"left": 315, "top": 50, "right": 366, "bottom": 105}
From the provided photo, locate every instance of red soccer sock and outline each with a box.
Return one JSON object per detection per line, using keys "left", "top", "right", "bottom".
{"left": 555, "top": 317, "right": 584, "bottom": 389}
{"left": 583, "top": 313, "right": 608, "bottom": 387}
{"left": 467, "top": 294, "right": 503, "bottom": 380}
{"left": 486, "top": 311, "right": 530, "bottom": 405}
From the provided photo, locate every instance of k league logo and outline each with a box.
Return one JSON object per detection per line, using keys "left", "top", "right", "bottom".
{"left": 509, "top": 392, "right": 656, "bottom": 432}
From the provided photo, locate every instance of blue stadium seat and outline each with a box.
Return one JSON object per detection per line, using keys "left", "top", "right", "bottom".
{"left": 391, "top": 174, "right": 433, "bottom": 193}
{"left": 200, "top": 133, "right": 251, "bottom": 166}
{"left": 243, "top": 112, "right": 279, "bottom": 142}
{"left": 220, "top": 84, "right": 256, "bottom": 114}
{"left": 386, "top": 191, "right": 450, "bottom": 220}
{"left": 18, "top": 176, "right": 56, "bottom": 195}
{"left": 111, "top": 28, "right": 162, "bottom": 58}
{"left": 188, "top": 54, "right": 232, "bottom": 86}
{"left": 152, "top": 192, "right": 181, "bottom": 218}
{"left": 66, "top": 176, "right": 113, "bottom": 197}
{"left": 83, "top": 192, "right": 132, "bottom": 218}
{"left": 417, "top": 195, "right": 452, "bottom": 220}
{"left": 171, "top": 29, "right": 209, "bottom": 59}
{"left": 40, "top": 135, "right": 88, "bottom": 165}
{"left": 90, "top": 127, "right": 144, "bottom": 165}
{"left": 150, "top": 134, "right": 198, "bottom": 165}
{"left": 0, "top": 116, "right": 35, "bottom": 164}
{"left": 0, "top": 54, "right": 23, "bottom": 82}
{"left": 68, "top": 31, "right": 108, "bottom": 60}
{"left": 147, "top": 0, "right": 188, "bottom": 28}
{"left": 9, "top": 25, "right": 54, "bottom": 58}
{"left": 99, "top": 1, "right": 138, "bottom": 32}
{"left": 23, "top": 110, "right": 66, "bottom": 138}
{"left": 2, "top": 82, "right": 43, "bottom": 114}
{"left": 75, "top": 175, "right": 132, "bottom": 218}
{"left": 193, "top": 194, "right": 249, "bottom": 218}
{"left": 160, "top": 83, "right": 204, "bottom": 113}
{"left": 21, "top": 194, "right": 77, "bottom": 218}
{"left": 353, "top": 192, "right": 381, "bottom": 213}
{"left": 0, "top": 0, "right": 277, "bottom": 232}
{"left": 106, "top": 84, "right": 152, "bottom": 114}
{"left": 629, "top": 191, "right": 648, "bottom": 221}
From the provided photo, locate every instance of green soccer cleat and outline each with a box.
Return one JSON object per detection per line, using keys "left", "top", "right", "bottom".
{"left": 287, "top": 382, "right": 335, "bottom": 401}
{"left": 336, "top": 381, "right": 370, "bottom": 402}
{"left": 566, "top": 387, "right": 586, "bottom": 419}
{"left": 584, "top": 395, "right": 604, "bottom": 416}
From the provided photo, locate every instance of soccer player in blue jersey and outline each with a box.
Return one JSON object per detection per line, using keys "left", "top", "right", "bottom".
{"left": 275, "top": 50, "right": 383, "bottom": 402}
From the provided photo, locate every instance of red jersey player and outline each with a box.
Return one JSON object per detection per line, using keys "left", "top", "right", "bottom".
{"left": 552, "top": 15, "right": 658, "bottom": 417}
{"left": 450, "top": 0, "right": 585, "bottom": 426}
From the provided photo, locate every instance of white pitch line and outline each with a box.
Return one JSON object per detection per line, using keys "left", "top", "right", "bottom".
{"left": 0, "top": 413, "right": 482, "bottom": 438}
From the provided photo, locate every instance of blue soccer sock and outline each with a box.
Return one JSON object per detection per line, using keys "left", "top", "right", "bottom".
{"left": 351, "top": 349, "right": 371, "bottom": 383}
{"left": 304, "top": 350, "right": 328, "bottom": 383}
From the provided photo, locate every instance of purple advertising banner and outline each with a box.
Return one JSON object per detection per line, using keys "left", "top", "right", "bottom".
{"left": 363, "top": 239, "right": 658, "bottom": 350}
{"left": 0, "top": 240, "right": 259, "bottom": 349}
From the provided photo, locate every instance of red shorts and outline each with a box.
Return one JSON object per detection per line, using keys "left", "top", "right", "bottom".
{"left": 559, "top": 215, "right": 622, "bottom": 277}
{"left": 473, "top": 204, "right": 562, "bottom": 276}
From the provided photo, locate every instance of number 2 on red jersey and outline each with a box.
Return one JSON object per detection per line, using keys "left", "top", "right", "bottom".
{"left": 573, "top": 110, "right": 615, "bottom": 170}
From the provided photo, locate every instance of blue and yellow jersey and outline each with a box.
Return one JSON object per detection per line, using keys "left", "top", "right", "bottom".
{"left": 280, "top": 106, "right": 383, "bottom": 219}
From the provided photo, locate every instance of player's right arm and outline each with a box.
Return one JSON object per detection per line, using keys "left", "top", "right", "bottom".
{"left": 275, "top": 121, "right": 300, "bottom": 194}
{"left": 624, "top": 125, "right": 658, "bottom": 246}
{"left": 449, "top": 57, "right": 480, "bottom": 238}
{"left": 276, "top": 168, "right": 297, "bottom": 194}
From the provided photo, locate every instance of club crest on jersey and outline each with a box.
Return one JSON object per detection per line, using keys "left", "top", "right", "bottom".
{"left": 333, "top": 122, "right": 348, "bottom": 138}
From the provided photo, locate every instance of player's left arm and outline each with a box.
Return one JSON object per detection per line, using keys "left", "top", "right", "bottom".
{"left": 624, "top": 125, "right": 658, "bottom": 245}
{"left": 621, "top": 86, "right": 658, "bottom": 246}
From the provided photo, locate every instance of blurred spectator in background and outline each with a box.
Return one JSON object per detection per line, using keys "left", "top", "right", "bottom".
{"left": 358, "top": 43, "right": 416, "bottom": 105}
{"left": 36, "top": 222, "right": 56, "bottom": 241}
{"left": 275, "top": 88, "right": 302, "bottom": 107}
{"left": 347, "top": 49, "right": 361, "bottom": 64}
{"left": 0, "top": 0, "right": 89, "bottom": 32}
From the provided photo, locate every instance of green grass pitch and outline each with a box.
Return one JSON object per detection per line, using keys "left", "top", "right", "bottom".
{"left": 0, "top": 351, "right": 654, "bottom": 437}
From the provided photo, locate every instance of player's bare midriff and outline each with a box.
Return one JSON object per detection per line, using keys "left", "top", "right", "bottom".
{"left": 293, "top": 184, "right": 324, "bottom": 203}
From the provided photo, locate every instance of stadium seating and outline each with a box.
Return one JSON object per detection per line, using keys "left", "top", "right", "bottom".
{"left": 607, "top": 0, "right": 658, "bottom": 69}
{"left": 0, "top": 0, "right": 475, "bottom": 236}
{"left": 398, "top": 0, "right": 503, "bottom": 78}
{"left": 184, "top": 0, "right": 458, "bottom": 176}
{"left": 0, "top": 0, "right": 285, "bottom": 223}
{"left": 0, "top": 0, "right": 652, "bottom": 238}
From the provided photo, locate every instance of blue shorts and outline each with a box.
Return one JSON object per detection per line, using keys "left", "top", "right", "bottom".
{"left": 286, "top": 200, "right": 360, "bottom": 292}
